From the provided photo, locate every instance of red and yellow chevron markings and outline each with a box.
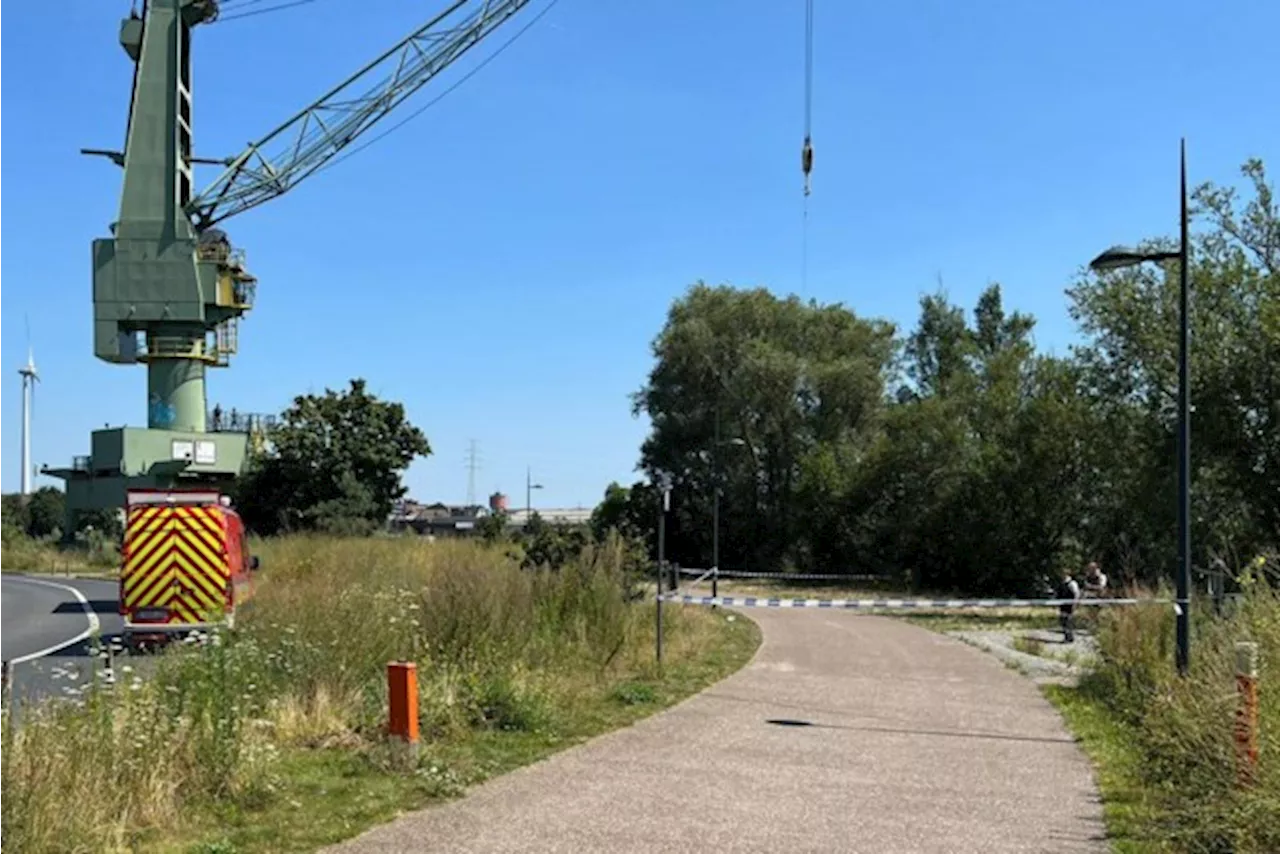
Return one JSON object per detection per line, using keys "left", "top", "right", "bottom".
{"left": 123, "top": 504, "right": 230, "bottom": 624}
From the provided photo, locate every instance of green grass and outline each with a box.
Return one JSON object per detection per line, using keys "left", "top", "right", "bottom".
{"left": 0, "top": 526, "right": 118, "bottom": 575}
{"left": 1043, "top": 684, "right": 1174, "bottom": 853}
{"left": 2, "top": 534, "right": 761, "bottom": 854}
{"left": 899, "top": 611, "right": 1057, "bottom": 634}
{"left": 160, "top": 610, "right": 758, "bottom": 854}
{"left": 171, "top": 750, "right": 442, "bottom": 854}
{"left": 1011, "top": 635, "right": 1047, "bottom": 657}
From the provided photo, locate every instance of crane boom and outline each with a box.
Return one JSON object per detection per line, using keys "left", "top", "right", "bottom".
{"left": 187, "top": 0, "right": 531, "bottom": 230}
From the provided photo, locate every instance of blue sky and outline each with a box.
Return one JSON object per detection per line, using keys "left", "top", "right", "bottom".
{"left": 3, "top": 0, "right": 1276, "bottom": 508}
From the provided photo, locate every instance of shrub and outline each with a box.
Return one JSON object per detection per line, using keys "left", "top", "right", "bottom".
{"left": 1079, "top": 555, "right": 1280, "bottom": 852}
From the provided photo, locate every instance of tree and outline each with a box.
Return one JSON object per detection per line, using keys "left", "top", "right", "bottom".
{"left": 236, "top": 379, "right": 431, "bottom": 535}
{"left": 589, "top": 481, "right": 656, "bottom": 546}
{"left": 1068, "top": 159, "right": 1279, "bottom": 577}
{"left": 519, "top": 518, "right": 591, "bottom": 570}
{"left": 627, "top": 280, "right": 1102, "bottom": 593}
{"left": 589, "top": 481, "right": 659, "bottom": 576}
{"left": 618, "top": 159, "right": 1276, "bottom": 595}
{"left": 476, "top": 511, "right": 509, "bottom": 543}
{"left": 2, "top": 494, "right": 31, "bottom": 543}
{"left": 829, "top": 285, "right": 1087, "bottom": 593}
{"left": 632, "top": 283, "right": 896, "bottom": 571}
{"left": 2, "top": 489, "right": 65, "bottom": 539}
{"left": 589, "top": 482, "right": 631, "bottom": 541}
{"left": 26, "top": 487, "right": 66, "bottom": 539}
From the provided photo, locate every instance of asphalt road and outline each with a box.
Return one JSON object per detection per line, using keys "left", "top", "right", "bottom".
{"left": 2, "top": 574, "right": 125, "bottom": 714}
{"left": 326, "top": 609, "right": 1107, "bottom": 854}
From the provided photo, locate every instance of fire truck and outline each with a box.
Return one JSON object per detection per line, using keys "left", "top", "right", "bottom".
{"left": 120, "top": 488, "right": 258, "bottom": 649}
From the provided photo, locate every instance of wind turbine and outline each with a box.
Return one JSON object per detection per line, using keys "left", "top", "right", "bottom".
{"left": 18, "top": 338, "right": 39, "bottom": 496}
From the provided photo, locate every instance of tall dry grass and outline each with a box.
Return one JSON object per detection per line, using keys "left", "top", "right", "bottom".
{"left": 1, "top": 525, "right": 117, "bottom": 574}
{"left": 1081, "top": 555, "right": 1280, "bottom": 853}
{"left": 1, "top": 532, "right": 719, "bottom": 854}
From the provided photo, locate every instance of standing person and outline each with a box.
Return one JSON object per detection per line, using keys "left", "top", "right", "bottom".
{"left": 1057, "top": 571, "right": 1081, "bottom": 643}
{"left": 1083, "top": 561, "right": 1108, "bottom": 598}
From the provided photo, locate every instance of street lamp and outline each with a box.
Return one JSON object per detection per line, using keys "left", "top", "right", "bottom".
{"left": 656, "top": 472, "right": 673, "bottom": 664}
{"left": 1088, "top": 137, "right": 1191, "bottom": 676}
{"left": 525, "top": 467, "right": 544, "bottom": 526}
{"left": 711, "top": 406, "right": 747, "bottom": 599}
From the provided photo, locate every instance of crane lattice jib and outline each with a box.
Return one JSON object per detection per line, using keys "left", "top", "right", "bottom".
{"left": 186, "top": 0, "right": 530, "bottom": 230}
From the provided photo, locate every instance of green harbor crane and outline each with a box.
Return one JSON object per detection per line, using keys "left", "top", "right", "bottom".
{"left": 44, "top": 0, "right": 533, "bottom": 526}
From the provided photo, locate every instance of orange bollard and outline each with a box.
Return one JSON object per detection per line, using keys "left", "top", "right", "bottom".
{"left": 1235, "top": 642, "right": 1259, "bottom": 788}
{"left": 387, "top": 661, "right": 419, "bottom": 767}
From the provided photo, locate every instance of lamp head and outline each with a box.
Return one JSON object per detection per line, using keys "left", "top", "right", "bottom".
{"left": 1089, "top": 245, "right": 1149, "bottom": 272}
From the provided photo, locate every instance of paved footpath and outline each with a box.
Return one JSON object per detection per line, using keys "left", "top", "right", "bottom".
{"left": 326, "top": 610, "right": 1107, "bottom": 854}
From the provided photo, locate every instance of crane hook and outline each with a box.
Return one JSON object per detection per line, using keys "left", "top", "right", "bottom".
{"left": 801, "top": 134, "right": 814, "bottom": 197}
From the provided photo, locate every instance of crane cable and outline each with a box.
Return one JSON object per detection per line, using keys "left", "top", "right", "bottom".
{"left": 216, "top": 0, "right": 323, "bottom": 24}
{"left": 215, "top": 0, "right": 278, "bottom": 13}
{"left": 307, "top": 0, "right": 561, "bottom": 181}
{"left": 801, "top": 0, "right": 814, "bottom": 289}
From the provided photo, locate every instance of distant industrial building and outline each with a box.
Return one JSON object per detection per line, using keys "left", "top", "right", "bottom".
{"left": 388, "top": 500, "right": 487, "bottom": 537}
{"left": 389, "top": 493, "right": 592, "bottom": 537}
{"left": 504, "top": 507, "right": 593, "bottom": 528}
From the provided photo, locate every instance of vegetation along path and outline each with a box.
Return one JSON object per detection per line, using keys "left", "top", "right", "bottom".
{"left": 327, "top": 609, "right": 1106, "bottom": 854}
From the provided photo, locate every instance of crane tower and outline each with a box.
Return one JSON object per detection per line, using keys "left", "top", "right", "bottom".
{"left": 44, "top": 0, "right": 533, "bottom": 528}
{"left": 45, "top": 0, "right": 251, "bottom": 521}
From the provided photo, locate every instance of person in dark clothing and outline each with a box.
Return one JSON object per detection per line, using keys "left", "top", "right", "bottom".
{"left": 1083, "top": 561, "right": 1108, "bottom": 598}
{"left": 1057, "top": 571, "right": 1081, "bottom": 643}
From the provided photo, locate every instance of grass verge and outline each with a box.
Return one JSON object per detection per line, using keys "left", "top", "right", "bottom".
{"left": 1044, "top": 683, "right": 1176, "bottom": 853}
{"left": 1057, "top": 566, "right": 1279, "bottom": 853}
{"left": 1, "top": 534, "right": 761, "bottom": 854}
{"left": 167, "top": 611, "right": 758, "bottom": 854}
{"left": 0, "top": 528, "right": 117, "bottom": 576}
{"left": 899, "top": 610, "right": 1057, "bottom": 634}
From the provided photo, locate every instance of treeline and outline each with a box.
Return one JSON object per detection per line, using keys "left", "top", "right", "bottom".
{"left": 2, "top": 489, "right": 72, "bottom": 541}
{"left": 1, "top": 488, "right": 120, "bottom": 544}
{"left": 598, "top": 159, "right": 1277, "bottom": 595}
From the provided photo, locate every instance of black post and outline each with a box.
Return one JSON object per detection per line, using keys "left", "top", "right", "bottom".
{"left": 656, "top": 484, "right": 668, "bottom": 665}
{"left": 712, "top": 407, "right": 720, "bottom": 599}
{"left": 1176, "top": 137, "right": 1192, "bottom": 676}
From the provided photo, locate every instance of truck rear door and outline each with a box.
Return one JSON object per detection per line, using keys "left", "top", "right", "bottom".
{"left": 122, "top": 493, "right": 231, "bottom": 627}
{"left": 122, "top": 501, "right": 173, "bottom": 624}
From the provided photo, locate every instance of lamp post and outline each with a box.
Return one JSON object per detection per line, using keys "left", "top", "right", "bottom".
{"left": 1088, "top": 137, "right": 1191, "bottom": 676}
{"left": 525, "top": 467, "right": 543, "bottom": 527}
{"left": 712, "top": 409, "right": 721, "bottom": 599}
{"left": 710, "top": 408, "right": 747, "bottom": 599}
{"left": 656, "top": 473, "right": 672, "bottom": 664}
